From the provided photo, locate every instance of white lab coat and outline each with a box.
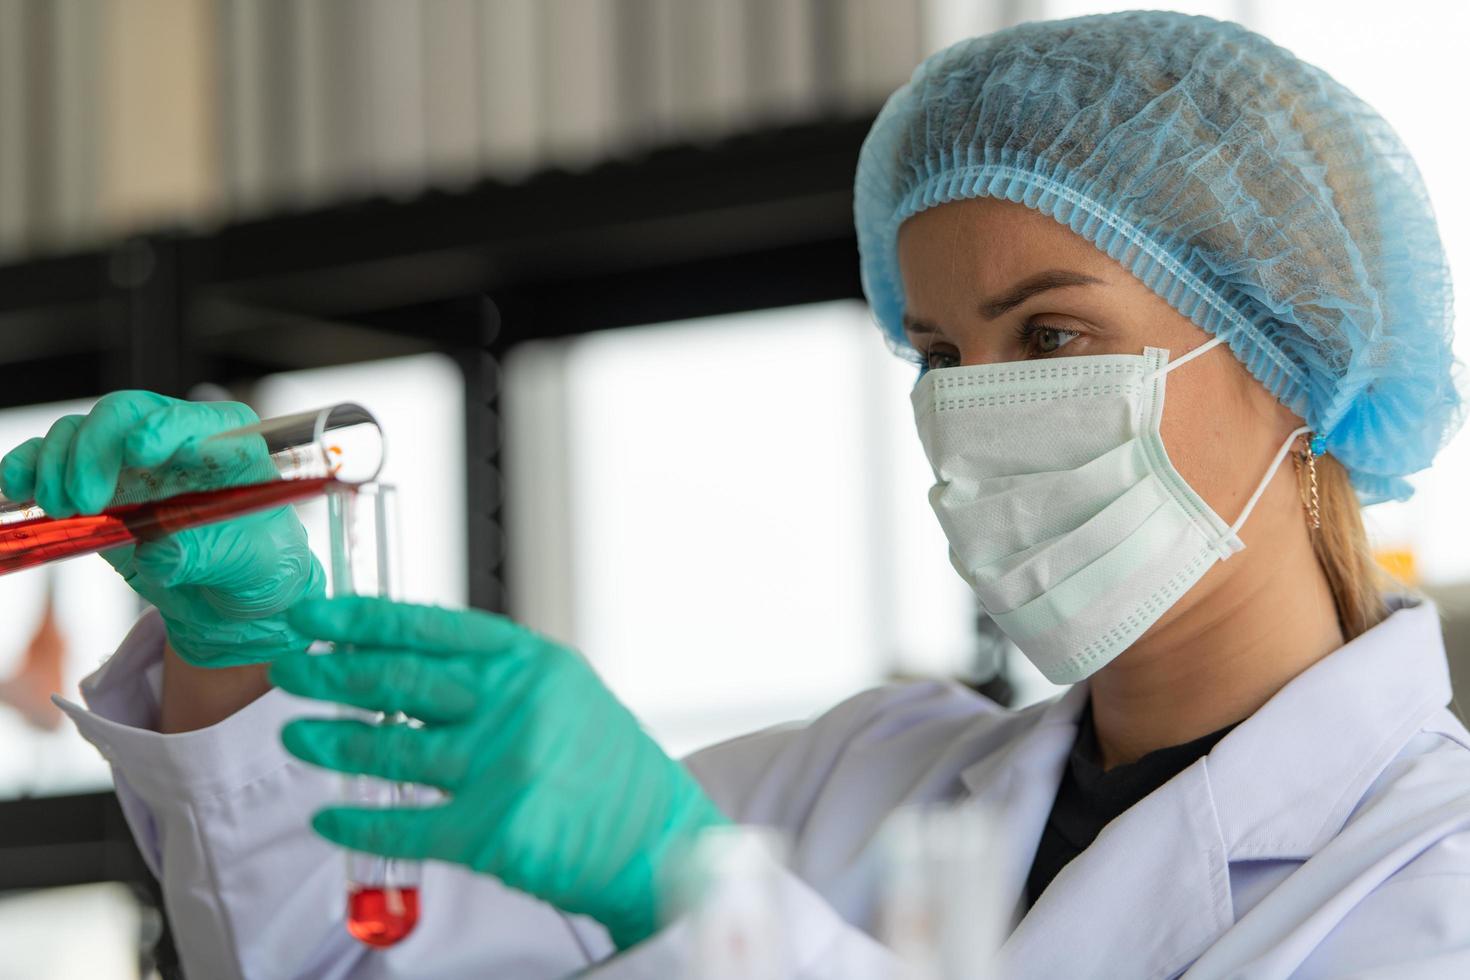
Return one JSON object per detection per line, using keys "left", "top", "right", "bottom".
{"left": 58, "top": 598, "right": 1470, "bottom": 979}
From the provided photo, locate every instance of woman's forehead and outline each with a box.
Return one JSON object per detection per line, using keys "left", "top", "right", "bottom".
{"left": 897, "top": 200, "right": 1120, "bottom": 290}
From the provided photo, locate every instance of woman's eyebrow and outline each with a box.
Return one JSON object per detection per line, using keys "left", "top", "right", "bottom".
{"left": 978, "top": 269, "right": 1105, "bottom": 319}
{"left": 901, "top": 269, "right": 1104, "bottom": 337}
{"left": 901, "top": 315, "right": 941, "bottom": 336}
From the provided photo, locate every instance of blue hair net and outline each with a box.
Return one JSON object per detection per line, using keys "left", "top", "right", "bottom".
{"left": 855, "top": 10, "right": 1460, "bottom": 503}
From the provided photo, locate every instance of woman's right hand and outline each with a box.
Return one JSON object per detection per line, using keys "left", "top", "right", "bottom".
{"left": 0, "top": 391, "right": 325, "bottom": 668}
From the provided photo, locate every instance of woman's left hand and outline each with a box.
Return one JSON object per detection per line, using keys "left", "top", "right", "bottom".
{"left": 270, "top": 596, "right": 729, "bottom": 950}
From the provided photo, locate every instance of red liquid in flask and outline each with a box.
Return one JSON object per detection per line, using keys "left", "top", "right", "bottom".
{"left": 347, "top": 886, "right": 420, "bottom": 947}
{"left": 0, "top": 476, "right": 339, "bottom": 575}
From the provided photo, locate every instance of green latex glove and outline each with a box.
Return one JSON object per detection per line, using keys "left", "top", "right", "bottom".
{"left": 269, "top": 596, "right": 730, "bottom": 950}
{"left": 0, "top": 390, "right": 325, "bottom": 667}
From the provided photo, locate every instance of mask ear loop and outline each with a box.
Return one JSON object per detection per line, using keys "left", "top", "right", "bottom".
{"left": 1145, "top": 334, "right": 1315, "bottom": 544}
{"left": 1228, "top": 426, "right": 1312, "bottom": 539}
{"left": 1145, "top": 334, "right": 1228, "bottom": 385}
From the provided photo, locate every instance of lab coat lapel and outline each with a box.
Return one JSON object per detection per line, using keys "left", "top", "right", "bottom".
{"left": 1205, "top": 599, "right": 1450, "bottom": 861}
{"left": 993, "top": 759, "right": 1233, "bottom": 980}
{"left": 955, "top": 678, "right": 1235, "bottom": 980}
{"left": 958, "top": 683, "right": 1087, "bottom": 928}
{"left": 987, "top": 600, "right": 1447, "bottom": 980}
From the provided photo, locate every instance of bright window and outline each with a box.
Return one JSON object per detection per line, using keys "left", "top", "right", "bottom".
{"left": 254, "top": 352, "right": 468, "bottom": 608}
{"left": 0, "top": 400, "right": 137, "bottom": 798}
{"left": 503, "top": 302, "right": 980, "bottom": 756}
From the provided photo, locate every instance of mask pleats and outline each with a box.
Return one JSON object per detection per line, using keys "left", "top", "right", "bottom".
{"left": 963, "top": 469, "right": 1171, "bottom": 615}
{"left": 990, "top": 496, "right": 1187, "bottom": 646}
{"left": 928, "top": 438, "right": 1149, "bottom": 568}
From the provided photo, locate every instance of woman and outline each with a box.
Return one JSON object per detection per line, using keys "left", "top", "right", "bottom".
{"left": 12, "top": 11, "right": 1469, "bottom": 978}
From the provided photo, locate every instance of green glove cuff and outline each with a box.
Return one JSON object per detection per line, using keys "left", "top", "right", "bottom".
{"left": 602, "top": 779, "right": 731, "bottom": 949}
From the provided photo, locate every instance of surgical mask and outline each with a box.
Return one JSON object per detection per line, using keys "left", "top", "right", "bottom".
{"left": 911, "top": 337, "right": 1306, "bottom": 684}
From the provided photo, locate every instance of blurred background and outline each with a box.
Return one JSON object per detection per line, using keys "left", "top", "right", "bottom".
{"left": 0, "top": 0, "right": 1465, "bottom": 976}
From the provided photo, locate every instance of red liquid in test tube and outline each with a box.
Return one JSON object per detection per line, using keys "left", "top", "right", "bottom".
{"left": 328, "top": 483, "right": 423, "bottom": 948}
{"left": 0, "top": 476, "right": 339, "bottom": 575}
{"left": 347, "top": 885, "right": 421, "bottom": 948}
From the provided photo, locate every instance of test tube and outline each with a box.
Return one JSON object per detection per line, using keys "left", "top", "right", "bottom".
{"left": 880, "top": 803, "right": 1006, "bottom": 980}
{"left": 669, "top": 825, "right": 795, "bottom": 980}
{"left": 0, "top": 403, "right": 384, "bottom": 575}
{"left": 325, "top": 482, "right": 423, "bottom": 948}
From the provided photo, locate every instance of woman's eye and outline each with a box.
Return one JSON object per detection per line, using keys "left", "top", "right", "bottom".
{"left": 924, "top": 347, "right": 961, "bottom": 371}
{"left": 1026, "top": 324, "right": 1080, "bottom": 356}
